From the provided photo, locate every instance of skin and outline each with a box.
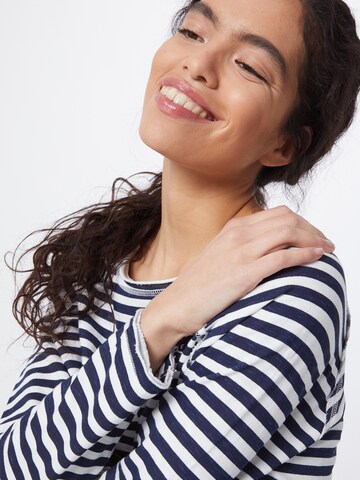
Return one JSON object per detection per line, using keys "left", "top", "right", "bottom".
{"left": 132, "top": 0, "right": 335, "bottom": 373}
{"left": 140, "top": 0, "right": 304, "bottom": 180}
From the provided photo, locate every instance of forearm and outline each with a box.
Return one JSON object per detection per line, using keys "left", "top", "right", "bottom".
{"left": 139, "top": 296, "right": 186, "bottom": 375}
{"left": 137, "top": 208, "right": 335, "bottom": 364}
{"left": 99, "top": 256, "right": 346, "bottom": 480}
{"left": 0, "top": 314, "right": 175, "bottom": 480}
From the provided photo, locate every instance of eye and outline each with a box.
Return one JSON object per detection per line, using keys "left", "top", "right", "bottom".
{"left": 235, "top": 60, "right": 270, "bottom": 85}
{"left": 178, "top": 28, "right": 204, "bottom": 43}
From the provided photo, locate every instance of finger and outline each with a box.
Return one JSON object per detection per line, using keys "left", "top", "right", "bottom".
{"left": 244, "top": 224, "right": 335, "bottom": 256}
{"left": 231, "top": 205, "right": 329, "bottom": 241}
{"left": 253, "top": 246, "right": 325, "bottom": 281}
{"left": 225, "top": 215, "right": 334, "bottom": 254}
{"left": 233, "top": 205, "right": 291, "bottom": 222}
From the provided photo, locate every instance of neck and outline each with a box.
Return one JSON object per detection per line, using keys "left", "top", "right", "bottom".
{"left": 130, "top": 158, "right": 262, "bottom": 281}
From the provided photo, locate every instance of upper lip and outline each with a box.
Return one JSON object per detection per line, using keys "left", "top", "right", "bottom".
{"left": 160, "top": 77, "right": 218, "bottom": 121}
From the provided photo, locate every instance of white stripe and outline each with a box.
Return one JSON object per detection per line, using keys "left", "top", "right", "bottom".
{"left": 37, "top": 393, "right": 66, "bottom": 476}
{"left": 192, "top": 353, "right": 287, "bottom": 427}
{"left": 2, "top": 430, "right": 21, "bottom": 479}
{"left": 140, "top": 415, "right": 194, "bottom": 480}
{"left": 199, "top": 332, "right": 301, "bottom": 408}
{"left": 164, "top": 381, "right": 257, "bottom": 469}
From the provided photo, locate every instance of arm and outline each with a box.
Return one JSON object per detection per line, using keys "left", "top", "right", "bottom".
{"left": 0, "top": 314, "right": 177, "bottom": 480}
{"left": 141, "top": 206, "right": 335, "bottom": 372}
{"left": 0, "top": 206, "right": 336, "bottom": 479}
{"left": 100, "top": 255, "right": 348, "bottom": 479}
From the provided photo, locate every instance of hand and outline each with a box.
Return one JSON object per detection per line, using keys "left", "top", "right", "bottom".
{"left": 142, "top": 206, "right": 335, "bottom": 340}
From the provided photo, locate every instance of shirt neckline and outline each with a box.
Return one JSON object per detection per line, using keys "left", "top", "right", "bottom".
{"left": 113, "top": 261, "right": 176, "bottom": 296}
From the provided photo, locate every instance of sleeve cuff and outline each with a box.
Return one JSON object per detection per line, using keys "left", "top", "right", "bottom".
{"left": 132, "top": 309, "right": 175, "bottom": 389}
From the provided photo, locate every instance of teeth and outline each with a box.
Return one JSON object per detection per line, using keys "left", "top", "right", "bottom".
{"left": 184, "top": 101, "right": 196, "bottom": 112}
{"left": 173, "top": 93, "right": 188, "bottom": 106}
{"left": 160, "top": 85, "right": 214, "bottom": 120}
{"left": 192, "top": 105, "right": 203, "bottom": 115}
{"left": 165, "top": 87, "right": 178, "bottom": 101}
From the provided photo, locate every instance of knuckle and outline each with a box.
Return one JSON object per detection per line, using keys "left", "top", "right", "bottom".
{"left": 287, "top": 213, "right": 299, "bottom": 227}
{"left": 225, "top": 218, "right": 241, "bottom": 229}
{"left": 237, "top": 267, "right": 258, "bottom": 292}
{"left": 223, "top": 220, "right": 249, "bottom": 244}
{"left": 279, "top": 225, "right": 293, "bottom": 239}
{"left": 278, "top": 205, "right": 291, "bottom": 215}
{"left": 225, "top": 226, "right": 239, "bottom": 244}
{"left": 273, "top": 250, "right": 289, "bottom": 268}
{"left": 224, "top": 218, "right": 245, "bottom": 235}
{"left": 239, "top": 225, "right": 251, "bottom": 241}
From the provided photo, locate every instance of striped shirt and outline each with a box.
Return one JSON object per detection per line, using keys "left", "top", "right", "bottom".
{"left": 0, "top": 253, "right": 349, "bottom": 479}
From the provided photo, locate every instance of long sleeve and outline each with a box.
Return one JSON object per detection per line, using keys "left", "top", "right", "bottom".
{"left": 0, "top": 254, "right": 349, "bottom": 479}
{"left": 0, "top": 311, "right": 175, "bottom": 479}
{"left": 99, "top": 255, "right": 348, "bottom": 479}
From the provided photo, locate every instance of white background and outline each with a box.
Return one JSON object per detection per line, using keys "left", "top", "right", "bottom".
{"left": 0, "top": 1, "right": 359, "bottom": 477}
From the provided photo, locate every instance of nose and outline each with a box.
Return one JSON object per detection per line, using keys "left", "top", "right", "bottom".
{"left": 182, "top": 49, "right": 219, "bottom": 89}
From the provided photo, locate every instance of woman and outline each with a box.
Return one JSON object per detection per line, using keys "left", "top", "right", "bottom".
{"left": 0, "top": 0, "right": 359, "bottom": 478}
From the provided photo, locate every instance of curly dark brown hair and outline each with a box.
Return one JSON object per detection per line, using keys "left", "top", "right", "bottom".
{"left": 9, "top": 0, "right": 360, "bottom": 345}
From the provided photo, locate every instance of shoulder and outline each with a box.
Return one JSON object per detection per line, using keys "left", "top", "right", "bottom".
{"left": 243, "top": 252, "right": 346, "bottom": 312}
{"left": 202, "top": 254, "right": 347, "bottom": 358}
{"left": 268, "top": 252, "right": 345, "bottom": 289}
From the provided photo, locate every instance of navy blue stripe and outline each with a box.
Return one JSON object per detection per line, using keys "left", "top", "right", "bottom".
{"left": 299, "top": 446, "right": 337, "bottom": 459}
{"left": 172, "top": 383, "right": 260, "bottom": 467}
{"left": 213, "top": 334, "right": 306, "bottom": 401}
{"left": 8, "top": 431, "right": 26, "bottom": 480}
{"left": 297, "top": 399, "right": 325, "bottom": 434}
{"left": 205, "top": 286, "right": 293, "bottom": 332}
{"left": 137, "top": 424, "right": 198, "bottom": 479}
{"left": 322, "top": 425, "right": 343, "bottom": 441}
{"left": 254, "top": 447, "right": 282, "bottom": 474}
{"left": 310, "top": 380, "right": 328, "bottom": 412}
{"left": 276, "top": 461, "right": 333, "bottom": 476}
{"left": 191, "top": 360, "right": 282, "bottom": 434}
{"left": 58, "top": 391, "right": 83, "bottom": 457}
{"left": 0, "top": 255, "right": 346, "bottom": 478}
{"left": 118, "top": 324, "right": 163, "bottom": 398}
{"left": 242, "top": 460, "right": 267, "bottom": 480}
{"left": 134, "top": 444, "right": 169, "bottom": 479}
{"left": 155, "top": 396, "right": 234, "bottom": 478}
{"left": 112, "top": 281, "right": 161, "bottom": 299}
{"left": 283, "top": 414, "right": 315, "bottom": 447}
{"left": 31, "top": 404, "right": 57, "bottom": 478}
{"left": 265, "top": 299, "right": 332, "bottom": 367}
{"left": 271, "top": 430, "right": 300, "bottom": 459}
{"left": 320, "top": 254, "right": 344, "bottom": 276}
{"left": 112, "top": 298, "right": 138, "bottom": 316}
{"left": 194, "top": 350, "right": 293, "bottom": 422}
{"left": 80, "top": 313, "right": 113, "bottom": 338}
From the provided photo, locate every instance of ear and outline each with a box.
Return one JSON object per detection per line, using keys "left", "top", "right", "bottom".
{"left": 259, "top": 127, "right": 312, "bottom": 168}
{"left": 259, "top": 133, "right": 295, "bottom": 168}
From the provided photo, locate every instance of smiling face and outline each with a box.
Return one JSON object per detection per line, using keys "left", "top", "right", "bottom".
{"left": 139, "top": 0, "right": 305, "bottom": 184}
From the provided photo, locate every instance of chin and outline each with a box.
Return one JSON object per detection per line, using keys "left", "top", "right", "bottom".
{"left": 139, "top": 116, "right": 167, "bottom": 157}
{"left": 139, "top": 106, "right": 183, "bottom": 160}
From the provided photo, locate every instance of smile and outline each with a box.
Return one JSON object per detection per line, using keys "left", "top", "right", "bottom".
{"left": 160, "top": 86, "right": 215, "bottom": 121}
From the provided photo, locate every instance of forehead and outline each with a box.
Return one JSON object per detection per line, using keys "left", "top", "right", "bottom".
{"left": 187, "top": 0, "right": 305, "bottom": 79}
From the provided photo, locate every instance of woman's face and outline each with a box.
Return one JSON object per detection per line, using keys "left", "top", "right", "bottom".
{"left": 140, "top": 0, "right": 305, "bottom": 184}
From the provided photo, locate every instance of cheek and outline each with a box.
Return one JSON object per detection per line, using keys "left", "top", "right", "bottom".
{"left": 142, "top": 43, "right": 176, "bottom": 107}
{"left": 220, "top": 87, "right": 274, "bottom": 148}
{"left": 231, "top": 86, "right": 270, "bottom": 122}
{"left": 147, "top": 41, "right": 174, "bottom": 78}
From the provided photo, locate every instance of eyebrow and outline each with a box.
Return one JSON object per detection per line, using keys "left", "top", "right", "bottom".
{"left": 188, "top": 1, "right": 288, "bottom": 80}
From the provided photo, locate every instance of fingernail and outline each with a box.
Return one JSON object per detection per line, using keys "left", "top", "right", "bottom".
{"left": 315, "top": 248, "right": 324, "bottom": 256}
{"left": 325, "top": 239, "right": 336, "bottom": 249}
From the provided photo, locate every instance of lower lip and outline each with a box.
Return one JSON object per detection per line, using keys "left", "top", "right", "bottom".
{"left": 155, "top": 92, "right": 213, "bottom": 123}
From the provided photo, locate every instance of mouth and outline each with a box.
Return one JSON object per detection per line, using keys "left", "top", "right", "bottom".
{"left": 159, "top": 85, "right": 216, "bottom": 122}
